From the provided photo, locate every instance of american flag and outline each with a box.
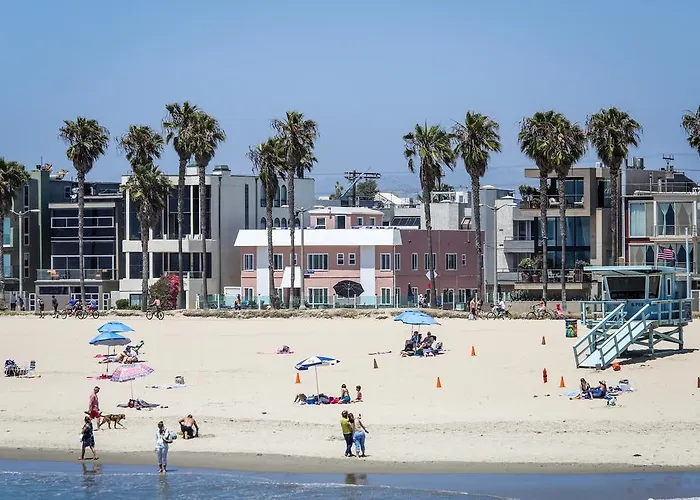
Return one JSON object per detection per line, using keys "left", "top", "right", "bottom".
{"left": 658, "top": 246, "right": 675, "bottom": 261}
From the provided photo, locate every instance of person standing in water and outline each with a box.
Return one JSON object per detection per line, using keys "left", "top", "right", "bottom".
{"left": 80, "top": 416, "right": 97, "bottom": 460}
{"left": 155, "top": 421, "right": 173, "bottom": 473}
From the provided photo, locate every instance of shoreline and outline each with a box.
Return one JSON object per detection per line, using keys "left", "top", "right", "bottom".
{"left": 1, "top": 447, "right": 698, "bottom": 475}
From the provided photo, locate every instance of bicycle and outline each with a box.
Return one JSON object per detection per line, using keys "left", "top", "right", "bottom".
{"left": 524, "top": 305, "right": 554, "bottom": 320}
{"left": 85, "top": 305, "right": 100, "bottom": 319}
{"left": 145, "top": 308, "right": 164, "bottom": 321}
{"left": 61, "top": 307, "right": 87, "bottom": 319}
{"left": 485, "top": 306, "right": 512, "bottom": 320}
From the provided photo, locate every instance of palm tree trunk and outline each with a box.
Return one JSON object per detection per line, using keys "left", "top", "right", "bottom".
{"left": 471, "top": 176, "right": 484, "bottom": 301}
{"left": 177, "top": 157, "right": 187, "bottom": 309}
{"left": 266, "top": 193, "right": 276, "bottom": 308}
{"left": 539, "top": 173, "right": 548, "bottom": 301}
{"left": 141, "top": 214, "right": 150, "bottom": 313}
{"left": 77, "top": 172, "right": 86, "bottom": 303}
{"left": 0, "top": 226, "right": 5, "bottom": 309}
{"left": 610, "top": 165, "right": 619, "bottom": 265}
{"left": 288, "top": 175, "right": 296, "bottom": 308}
{"left": 198, "top": 165, "right": 208, "bottom": 309}
{"left": 424, "top": 189, "right": 437, "bottom": 308}
{"left": 558, "top": 176, "right": 567, "bottom": 311}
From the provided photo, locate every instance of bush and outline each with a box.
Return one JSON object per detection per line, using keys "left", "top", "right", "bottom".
{"left": 115, "top": 299, "right": 130, "bottom": 310}
{"left": 148, "top": 273, "right": 180, "bottom": 310}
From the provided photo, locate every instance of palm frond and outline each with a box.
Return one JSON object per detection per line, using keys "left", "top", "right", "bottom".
{"left": 0, "top": 158, "right": 30, "bottom": 215}
{"left": 59, "top": 117, "right": 110, "bottom": 175}
{"left": 117, "top": 125, "right": 165, "bottom": 170}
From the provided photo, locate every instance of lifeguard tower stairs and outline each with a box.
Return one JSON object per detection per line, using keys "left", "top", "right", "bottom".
{"left": 573, "top": 266, "right": 692, "bottom": 369}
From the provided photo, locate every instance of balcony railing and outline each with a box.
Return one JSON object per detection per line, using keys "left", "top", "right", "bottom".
{"left": 37, "top": 269, "right": 115, "bottom": 280}
{"left": 516, "top": 268, "right": 592, "bottom": 284}
{"left": 518, "top": 196, "right": 585, "bottom": 210}
{"left": 652, "top": 225, "right": 697, "bottom": 237}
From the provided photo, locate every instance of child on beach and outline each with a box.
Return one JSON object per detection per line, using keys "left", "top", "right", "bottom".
{"left": 353, "top": 385, "right": 363, "bottom": 403}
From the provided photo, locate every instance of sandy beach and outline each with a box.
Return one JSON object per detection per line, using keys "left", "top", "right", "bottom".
{"left": 2, "top": 314, "right": 700, "bottom": 471}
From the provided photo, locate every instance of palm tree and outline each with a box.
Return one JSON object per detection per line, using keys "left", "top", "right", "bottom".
{"left": 551, "top": 117, "right": 587, "bottom": 311}
{"left": 59, "top": 117, "right": 110, "bottom": 304}
{"left": 163, "top": 101, "right": 200, "bottom": 309}
{"left": 403, "top": 123, "right": 456, "bottom": 306}
{"left": 271, "top": 111, "right": 319, "bottom": 308}
{"left": 452, "top": 112, "right": 502, "bottom": 301}
{"left": 681, "top": 106, "right": 700, "bottom": 155}
{"left": 0, "top": 159, "right": 30, "bottom": 309}
{"left": 190, "top": 111, "right": 226, "bottom": 309}
{"left": 118, "top": 125, "right": 169, "bottom": 312}
{"left": 586, "top": 108, "right": 642, "bottom": 264}
{"left": 248, "top": 137, "right": 286, "bottom": 309}
{"left": 518, "top": 110, "right": 564, "bottom": 301}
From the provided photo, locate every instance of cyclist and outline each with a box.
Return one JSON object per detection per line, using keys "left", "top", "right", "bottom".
{"left": 497, "top": 298, "right": 507, "bottom": 314}
{"left": 90, "top": 298, "right": 98, "bottom": 312}
{"left": 554, "top": 303, "right": 565, "bottom": 319}
{"left": 68, "top": 297, "right": 77, "bottom": 313}
{"left": 538, "top": 298, "right": 547, "bottom": 314}
{"left": 150, "top": 297, "right": 162, "bottom": 312}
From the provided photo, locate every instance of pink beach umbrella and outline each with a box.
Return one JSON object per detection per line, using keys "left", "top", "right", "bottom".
{"left": 110, "top": 363, "right": 154, "bottom": 399}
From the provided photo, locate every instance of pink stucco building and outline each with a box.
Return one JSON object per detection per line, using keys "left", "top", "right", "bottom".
{"left": 233, "top": 207, "right": 480, "bottom": 307}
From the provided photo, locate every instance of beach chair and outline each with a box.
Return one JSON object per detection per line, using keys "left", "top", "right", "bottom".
{"left": 20, "top": 360, "right": 37, "bottom": 378}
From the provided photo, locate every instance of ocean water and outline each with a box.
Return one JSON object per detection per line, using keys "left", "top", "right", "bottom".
{"left": 1, "top": 460, "right": 700, "bottom": 500}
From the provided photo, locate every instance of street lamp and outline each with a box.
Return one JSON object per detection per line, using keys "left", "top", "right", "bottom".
{"left": 10, "top": 208, "right": 40, "bottom": 300}
{"left": 480, "top": 202, "right": 516, "bottom": 302}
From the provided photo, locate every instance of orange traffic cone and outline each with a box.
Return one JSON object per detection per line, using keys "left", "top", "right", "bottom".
{"left": 559, "top": 376, "right": 566, "bottom": 388}
{"left": 541, "top": 336, "right": 546, "bottom": 345}
{"left": 436, "top": 377, "right": 442, "bottom": 388}
{"left": 373, "top": 358, "right": 379, "bottom": 369}
{"left": 471, "top": 346, "right": 476, "bottom": 357}
{"left": 295, "top": 373, "right": 301, "bottom": 384}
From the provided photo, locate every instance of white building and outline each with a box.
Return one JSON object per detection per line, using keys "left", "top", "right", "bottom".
{"left": 116, "top": 164, "right": 315, "bottom": 307}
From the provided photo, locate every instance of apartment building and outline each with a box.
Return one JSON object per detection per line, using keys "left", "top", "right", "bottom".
{"left": 234, "top": 207, "right": 480, "bottom": 307}
{"left": 117, "top": 164, "right": 315, "bottom": 307}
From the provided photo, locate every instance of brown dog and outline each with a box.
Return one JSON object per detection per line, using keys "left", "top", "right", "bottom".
{"left": 98, "top": 413, "right": 126, "bottom": 429}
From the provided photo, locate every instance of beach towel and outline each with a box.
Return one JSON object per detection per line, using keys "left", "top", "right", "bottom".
{"left": 368, "top": 351, "right": 392, "bottom": 355}
{"left": 147, "top": 384, "right": 189, "bottom": 390}
{"left": 117, "top": 399, "right": 161, "bottom": 410}
{"left": 563, "top": 390, "right": 580, "bottom": 398}
{"left": 86, "top": 374, "right": 112, "bottom": 380}
{"left": 257, "top": 351, "right": 295, "bottom": 355}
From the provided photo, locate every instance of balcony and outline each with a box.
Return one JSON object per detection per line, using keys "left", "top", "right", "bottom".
{"left": 503, "top": 236, "right": 534, "bottom": 253}
{"left": 514, "top": 268, "right": 592, "bottom": 290}
{"left": 36, "top": 269, "right": 116, "bottom": 281}
{"left": 518, "top": 195, "right": 586, "bottom": 212}
{"left": 651, "top": 225, "right": 697, "bottom": 238}
{"left": 497, "top": 269, "right": 520, "bottom": 282}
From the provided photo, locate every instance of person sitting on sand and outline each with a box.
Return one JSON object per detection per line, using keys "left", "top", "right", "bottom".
{"left": 420, "top": 334, "right": 435, "bottom": 350}
{"left": 574, "top": 378, "right": 592, "bottom": 399}
{"left": 179, "top": 414, "right": 199, "bottom": 439}
{"left": 294, "top": 393, "right": 307, "bottom": 404}
{"left": 353, "top": 385, "right": 363, "bottom": 403}
{"left": 340, "top": 384, "right": 351, "bottom": 404}
{"left": 277, "top": 345, "right": 291, "bottom": 354}
{"left": 590, "top": 380, "right": 607, "bottom": 399}
{"left": 115, "top": 346, "right": 137, "bottom": 364}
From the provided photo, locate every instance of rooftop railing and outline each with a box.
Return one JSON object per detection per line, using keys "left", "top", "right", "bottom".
{"left": 37, "top": 269, "right": 115, "bottom": 280}
{"left": 516, "top": 267, "right": 592, "bottom": 284}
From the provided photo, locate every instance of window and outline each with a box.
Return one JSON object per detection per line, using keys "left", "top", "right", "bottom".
{"left": 308, "top": 287, "right": 329, "bottom": 305}
{"left": 260, "top": 217, "right": 266, "bottom": 229}
{"left": 394, "top": 253, "right": 400, "bottom": 270}
{"left": 348, "top": 253, "right": 356, "bottom": 265}
{"left": 336, "top": 215, "right": 346, "bottom": 229}
{"left": 273, "top": 254, "right": 283, "bottom": 270}
{"left": 64, "top": 186, "right": 72, "bottom": 200}
{"left": 424, "top": 253, "right": 437, "bottom": 271}
{"left": 2, "top": 217, "right": 10, "bottom": 246}
{"left": 411, "top": 253, "right": 418, "bottom": 271}
{"left": 244, "top": 184, "right": 250, "bottom": 230}
{"left": 629, "top": 202, "right": 653, "bottom": 237}
{"left": 23, "top": 252, "right": 29, "bottom": 278}
{"left": 443, "top": 288, "right": 454, "bottom": 304}
{"left": 395, "top": 287, "right": 401, "bottom": 306}
{"left": 3, "top": 254, "right": 11, "bottom": 278}
{"left": 274, "top": 218, "right": 280, "bottom": 228}
{"left": 380, "top": 288, "right": 392, "bottom": 305}
{"left": 369, "top": 217, "right": 376, "bottom": 226}
{"left": 461, "top": 254, "right": 466, "bottom": 266}
{"left": 23, "top": 217, "right": 29, "bottom": 246}
{"left": 23, "top": 185, "right": 29, "bottom": 209}
{"left": 315, "top": 217, "right": 326, "bottom": 229}
{"left": 243, "top": 287, "right": 255, "bottom": 302}
{"left": 445, "top": 253, "right": 457, "bottom": 270}
{"left": 307, "top": 253, "right": 329, "bottom": 270}
{"left": 243, "top": 254, "right": 254, "bottom": 271}
{"left": 357, "top": 217, "right": 363, "bottom": 226}
{"left": 337, "top": 253, "right": 345, "bottom": 265}
{"left": 458, "top": 289, "right": 468, "bottom": 304}
{"left": 293, "top": 252, "right": 298, "bottom": 266}
{"left": 281, "top": 218, "right": 287, "bottom": 229}
{"left": 380, "top": 253, "right": 391, "bottom": 271}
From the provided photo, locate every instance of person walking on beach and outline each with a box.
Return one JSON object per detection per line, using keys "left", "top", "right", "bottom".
{"left": 87, "top": 387, "right": 102, "bottom": 428}
{"left": 80, "top": 416, "right": 97, "bottom": 460}
{"left": 340, "top": 410, "right": 354, "bottom": 457}
{"left": 156, "top": 420, "right": 173, "bottom": 473}
{"left": 351, "top": 413, "right": 369, "bottom": 458}
{"left": 51, "top": 295, "right": 59, "bottom": 317}
{"left": 37, "top": 297, "right": 44, "bottom": 318}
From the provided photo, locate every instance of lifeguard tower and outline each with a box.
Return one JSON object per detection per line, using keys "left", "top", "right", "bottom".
{"left": 573, "top": 266, "right": 692, "bottom": 369}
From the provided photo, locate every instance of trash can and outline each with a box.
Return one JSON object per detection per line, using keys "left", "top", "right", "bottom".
{"left": 565, "top": 319, "right": 578, "bottom": 338}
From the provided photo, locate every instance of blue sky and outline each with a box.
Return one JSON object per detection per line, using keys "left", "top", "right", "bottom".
{"left": 2, "top": 0, "right": 699, "bottom": 195}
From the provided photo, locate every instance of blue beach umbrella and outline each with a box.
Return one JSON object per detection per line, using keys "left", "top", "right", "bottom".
{"left": 97, "top": 321, "right": 134, "bottom": 334}
{"left": 295, "top": 356, "right": 340, "bottom": 396}
{"left": 89, "top": 331, "right": 132, "bottom": 347}
{"left": 394, "top": 310, "right": 440, "bottom": 326}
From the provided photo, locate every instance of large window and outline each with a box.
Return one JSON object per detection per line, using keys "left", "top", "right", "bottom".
{"left": 564, "top": 178, "right": 585, "bottom": 207}
{"left": 380, "top": 253, "right": 391, "bottom": 271}
{"left": 411, "top": 253, "right": 418, "bottom": 271}
{"left": 394, "top": 253, "right": 400, "bottom": 271}
{"left": 2, "top": 254, "right": 10, "bottom": 278}
{"left": 424, "top": 253, "right": 437, "bottom": 271}
{"left": 445, "top": 253, "right": 457, "bottom": 271}
{"left": 657, "top": 202, "right": 693, "bottom": 236}
{"left": 380, "top": 288, "right": 392, "bottom": 305}
{"left": 606, "top": 276, "right": 646, "bottom": 300}
{"left": 629, "top": 202, "right": 653, "bottom": 237}
{"left": 273, "top": 254, "right": 283, "bottom": 270}
{"left": 597, "top": 180, "right": 611, "bottom": 208}
{"left": 308, "top": 288, "right": 329, "bottom": 305}
{"left": 539, "top": 216, "right": 591, "bottom": 268}
{"left": 628, "top": 244, "right": 655, "bottom": 266}
{"left": 307, "top": 253, "right": 329, "bottom": 270}
{"left": 2, "top": 217, "right": 10, "bottom": 246}
{"left": 244, "top": 254, "right": 254, "bottom": 271}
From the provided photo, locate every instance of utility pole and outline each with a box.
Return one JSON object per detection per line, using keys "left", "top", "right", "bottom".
{"left": 343, "top": 169, "right": 382, "bottom": 207}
